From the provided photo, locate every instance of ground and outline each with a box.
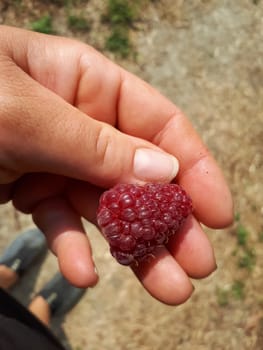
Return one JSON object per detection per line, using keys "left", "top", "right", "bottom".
{"left": 0, "top": 1, "right": 262, "bottom": 349}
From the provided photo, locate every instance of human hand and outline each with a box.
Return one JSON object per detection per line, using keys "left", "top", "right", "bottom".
{"left": 0, "top": 26, "right": 233, "bottom": 305}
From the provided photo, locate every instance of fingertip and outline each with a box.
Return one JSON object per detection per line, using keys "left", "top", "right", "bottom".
{"left": 59, "top": 260, "right": 99, "bottom": 288}
{"left": 33, "top": 197, "right": 99, "bottom": 287}
{"left": 160, "top": 280, "right": 194, "bottom": 306}
{"left": 56, "top": 234, "right": 99, "bottom": 288}
{"left": 132, "top": 247, "right": 194, "bottom": 306}
{"left": 168, "top": 216, "right": 217, "bottom": 279}
{"left": 179, "top": 157, "right": 234, "bottom": 229}
{"left": 133, "top": 148, "right": 179, "bottom": 183}
{"left": 196, "top": 187, "right": 234, "bottom": 229}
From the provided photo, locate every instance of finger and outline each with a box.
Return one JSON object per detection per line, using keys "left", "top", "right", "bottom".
{"left": 11, "top": 173, "right": 68, "bottom": 213}
{"left": 32, "top": 197, "right": 98, "bottom": 288}
{"left": 115, "top": 73, "right": 233, "bottom": 228}
{"left": 132, "top": 247, "right": 194, "bottom": 305}
{"left": 66, "top": 180, "right": 102, "bottom": 225}
{"left": 167, "top": 215, "right": 217, "bottom": 279}
{"left": 155, "top": 114, "right": 233, "bottom": 228}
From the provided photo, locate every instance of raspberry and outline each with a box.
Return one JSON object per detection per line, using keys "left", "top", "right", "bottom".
{"left": 97, "top": 183, "right": 193, "bottom": 265}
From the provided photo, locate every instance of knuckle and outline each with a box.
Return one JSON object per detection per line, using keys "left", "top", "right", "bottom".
{"left": 91, "top": 124, "right": 126, "bottom": 182}
{"left": 94, "top": 125, "right": 113, "bottom": 165}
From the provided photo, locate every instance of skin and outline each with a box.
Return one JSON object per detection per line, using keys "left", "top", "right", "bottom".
{"left": 0, "top": 26, "right": 233, "bottom": 305}
{"left": 28, "top": 296, "right": 51, "bottom": 326}
{"left": 0, "top": 265, "right": 51, "bottom": 325}
{"left": 0, "top": 265, "right": 18, "bottom": 289}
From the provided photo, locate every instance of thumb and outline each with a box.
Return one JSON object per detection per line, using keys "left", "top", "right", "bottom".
{"left": 1, "top": 77, "right": 179, "bottom": 188}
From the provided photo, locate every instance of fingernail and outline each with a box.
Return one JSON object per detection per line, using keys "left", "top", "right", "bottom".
{"left": 133, "top": 148, "right": 179, "bottom": 182}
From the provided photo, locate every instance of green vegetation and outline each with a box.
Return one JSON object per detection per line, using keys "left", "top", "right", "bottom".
{"left": 64, "top": 0, "right": 90, "bottom": 32}
{"left": 238, "top": 248, "right": 256, "bottom": 270}
{"left": 216, "top": 287, "right": 229, "bottom": 307}
{"left": 233, "top": 213, "right": 256, "bottom": 271}
{"left": 13, "top": 0, "right": 22, "bottom": 5}
{"left": 30, "top": 15, "right": 55, "bottom": 34}
{"left": 29, "top": 0, "right": 143, "bottom": 56}
{"left": 217, "top": 214, "right": 259, "bottom": 307}
{"left": 103, "top": 0, "right": 138, "bottom": 58}
{"left": 67, "top": 15, "right": 90, "bottom": 31}
{"left": 236, "top": 224, "right": 249, "bottom": 246}
{"left": 106, "top": 27, "right": 131, "bottom": 58}
{"left": 106, "top": 0, "right": 135, "bottom": 26}
{"left": 217, "top": 280, "right": 246, "bottom": 306}
{"left": 231, "top": 280, "right": 245, "bottom": 300}
{"left": 65, "top": 0, "right": 87, "bottom": 5}
{"left": 234, "top": 212, "right": 241, "bottom": 222}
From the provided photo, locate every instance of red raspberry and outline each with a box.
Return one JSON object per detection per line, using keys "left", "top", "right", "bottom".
{"left": 97, "top": 183, "right": 193, "bottom": 265}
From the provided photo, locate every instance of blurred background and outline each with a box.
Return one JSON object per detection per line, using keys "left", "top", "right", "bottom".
{"left": 0, "top": 1, "right": 262, "bottom": 349}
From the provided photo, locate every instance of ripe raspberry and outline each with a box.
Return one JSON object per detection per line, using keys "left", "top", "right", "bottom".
{"left": 97, "top": 183, "right": 193, "bottom": 265}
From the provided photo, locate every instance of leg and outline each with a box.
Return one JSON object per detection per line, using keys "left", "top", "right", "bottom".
{"left": 0, "top": 228, "right": 46, "bottom": 290}
{"left": 28, "top": 272, "right": 86, "bottom": 326}
{"left": 28, "top": 296, "right": 51, "bottom": 326}
{"left": 0, "top": 288, "right": 66, "bottom": 350}
{"left": 0, "top": 264, "right": 19, "bottom": 289}
{"left": 0, "top": 228, "right": 46, "bottom": 287}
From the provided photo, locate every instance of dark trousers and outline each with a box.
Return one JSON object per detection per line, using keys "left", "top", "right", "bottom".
{"left": 0, "top": 288, "right": 65, "bottom": 350}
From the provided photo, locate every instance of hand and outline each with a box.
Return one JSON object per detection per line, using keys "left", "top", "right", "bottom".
{"left": 0, "top": 26, "right": 233, "bottom": 305}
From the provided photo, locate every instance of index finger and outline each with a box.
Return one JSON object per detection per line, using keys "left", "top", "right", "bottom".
{"left": 116, "top": 71, "right": 233, "bottom": 228}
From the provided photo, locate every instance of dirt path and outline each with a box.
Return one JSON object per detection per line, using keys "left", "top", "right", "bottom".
{"left": 0, "top": 1, "right": 262, "bottom": 349}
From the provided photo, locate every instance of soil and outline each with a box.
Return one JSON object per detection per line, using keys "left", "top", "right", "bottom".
{"left": 0, "top": 1, "right": 263, "bottom": 349}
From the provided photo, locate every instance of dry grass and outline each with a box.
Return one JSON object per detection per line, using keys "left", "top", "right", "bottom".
{"left": 0, "top": 1, "right": 262, "bottom": 349}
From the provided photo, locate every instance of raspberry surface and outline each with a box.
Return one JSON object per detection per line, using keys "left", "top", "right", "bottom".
{"left": 97, "top": 183, "right": 193, "bottom": 265}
